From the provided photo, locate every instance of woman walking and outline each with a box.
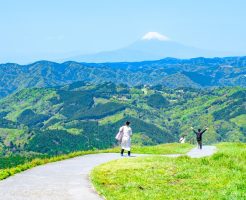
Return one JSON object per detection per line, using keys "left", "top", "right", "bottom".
{"left": 117, "top": 121, "right": 132, "bottom": 156}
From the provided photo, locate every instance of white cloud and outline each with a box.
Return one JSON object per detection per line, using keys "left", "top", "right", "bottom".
{"left": 142, "top": 32, "right": 170, "bottom": 41}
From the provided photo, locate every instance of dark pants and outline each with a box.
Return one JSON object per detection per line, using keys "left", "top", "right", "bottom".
{"left": 121, "top": 149, "right": 130, "bottom": 156}
{"left": 197, "top": 140, "right": 202, "bottom": 149}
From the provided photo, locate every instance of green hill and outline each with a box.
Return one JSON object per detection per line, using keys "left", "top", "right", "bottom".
{"left": 0, "top": 82, "right": 245, "bottom": 159}
{"left": 91, "top": 143, "right": 246, "bottom": 200}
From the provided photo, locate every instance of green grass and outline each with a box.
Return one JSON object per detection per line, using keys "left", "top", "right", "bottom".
{"left": 103, "top": 143, "right": 194, "bottom": 155}
{"left": 91, "top": 143, "right": 246, "bottom": 200}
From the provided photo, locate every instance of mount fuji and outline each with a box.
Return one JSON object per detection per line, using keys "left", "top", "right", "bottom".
{"left": 67, "top": 32, "right": 232, "bottom": 62}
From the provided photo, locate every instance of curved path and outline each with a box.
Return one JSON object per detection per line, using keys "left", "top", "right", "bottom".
{"left": 0, "top": 146, "right": 216, "bottom": 200}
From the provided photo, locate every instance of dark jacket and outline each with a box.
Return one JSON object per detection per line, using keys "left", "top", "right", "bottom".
{"left": 193, "top": 129, "right": 207, "bottom": 141}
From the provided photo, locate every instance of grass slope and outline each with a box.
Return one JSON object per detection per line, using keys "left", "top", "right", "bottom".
{"left": 91, "top": 143, "right": 246, "bottom": 200}
{"left": 103, "top": 143, "right": 193, "bottom": 155}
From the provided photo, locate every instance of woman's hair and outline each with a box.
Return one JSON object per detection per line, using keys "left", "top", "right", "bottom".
{"left": 198, "top": 129, "right": 201, "bottom": 132}
{"left": 126, "top": 121, "right": 130, "bottom": 125}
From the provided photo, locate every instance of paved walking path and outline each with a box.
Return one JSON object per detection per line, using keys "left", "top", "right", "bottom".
{"left": 0, "top": 146, "right": 216, "bottom": 200}
{"left": 187, "top": 145, "right": 217, "bottom": 158}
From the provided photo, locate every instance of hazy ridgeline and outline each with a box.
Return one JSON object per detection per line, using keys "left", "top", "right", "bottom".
{"left": 0, "top": 56, "right": 245, "bottom": 98}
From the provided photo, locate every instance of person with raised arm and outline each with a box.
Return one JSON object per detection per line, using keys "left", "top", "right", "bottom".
{"left": 191, "top": 127, "right": 208, "bottom": 149}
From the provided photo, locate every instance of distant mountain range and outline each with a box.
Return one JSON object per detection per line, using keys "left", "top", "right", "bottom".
{"left": 0, "top": 56, "right": 246, "bottom": 98}
{"left": 1, "top": 32, "right": 244, "bottom": 64}
{"left": 67, "top": 32, "right": 236, "bottom": 63}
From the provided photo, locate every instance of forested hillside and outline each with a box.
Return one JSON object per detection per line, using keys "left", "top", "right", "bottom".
{"left": 0, "top": 56, "right": 246, "bottom": 98}
{"left": 0, "top": 82, "right": 245, "bottom": 160}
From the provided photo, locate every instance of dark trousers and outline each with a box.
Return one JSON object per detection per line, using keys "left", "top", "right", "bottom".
{"left": 197, "top": 140, "right": 202, "bottom": 149}
{"left": 121, "top": 149, "right": 130, "bottom": 156}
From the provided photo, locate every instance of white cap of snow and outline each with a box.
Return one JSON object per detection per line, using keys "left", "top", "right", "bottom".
{"left": 142, "top": 32, "right": 170, "bottom": 41}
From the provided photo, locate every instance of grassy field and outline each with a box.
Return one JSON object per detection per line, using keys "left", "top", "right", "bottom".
{"left": 91, "top": 143, "right": 246, "bottom": 200}
{"left": 0, "top": 143, "right": 193, "bottom": 180}
{"left": 103, "top": 143, "right": 194, "bottom": 155}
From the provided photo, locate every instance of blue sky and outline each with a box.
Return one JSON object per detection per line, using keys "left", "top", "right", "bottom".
{"left": 0, "top": 0, "right": 246, "bottom": 63}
